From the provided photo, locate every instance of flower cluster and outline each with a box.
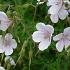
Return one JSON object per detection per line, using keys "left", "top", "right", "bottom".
{"left": 0, "top": 11, "right": 17, "bottom": 70}
{"left": 47, "top": 0, "right": 70, "bottom": 23}
{"left": 0, "top": 0, "right": 70, "bottom": 69}
{"left": 32, "top": 23, "right": 70, "bottom": 52}
{"left": 32, "top": 0, "right": 70, "bottom": 52}
{"left": 0, "top": 12, "right": 17, "bottom": 56}
{"left": 37, "top": 0, "right": 70, "bottom": 23}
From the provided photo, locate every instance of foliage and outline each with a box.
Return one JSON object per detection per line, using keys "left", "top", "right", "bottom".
{"left": 0, "top": 0, "right": 70, "bottom": 70}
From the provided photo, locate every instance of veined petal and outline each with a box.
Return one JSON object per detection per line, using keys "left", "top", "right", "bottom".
{"left": 50, "top": 14, "right": 59, "bottom": 23}
{"left": 53, "top": 33, "right": 63, "bottom": 41}
{"left": 38, "top": 38, "right": 51, "bottom": 51}
{"left": 59, "top": 8, "right": 68, "bottom": 20}
{"left": 36, "top": 23, "right": 54, "bottom": 34}
{"left": 64, "top": 27, "right": 70, "bottom": 36}
{"left": 10, "top": 39, "right": 17, "bottom": 49}
{"left": 45, "top": 25, "right": 54, "bottom": 34}
{"left": 48, "top": 5, "right": 60, "bottom": 14}
{"left": 47, "top": 0, "right": 55, "bottom": 6}
{"left": 0, "top": 45, "right": 4, "bottom": 53}
{"left": 0, "top": 35, "right": 4, "bottom": 53}
{"left": 0, "top": 21, "right": 11, "bottom": 31}
{"left": 56, "top": 40, "right": 64, "bottom": 52}
{"left": 64, "top": 39, "right": 70, "bottom": 50}
{"left": 5, "top": 47, "right": 13, "bottom": 55}
{"left": 0, "top": 11, "right": 8, "bottom": 21}
{"left": 36, "top": 23, "right": 46, "bottom": 31}
{"left": 32, "top": 31, "right": 45, "bottom": 42}
{"left": 5, "top": 33, "right": 13, "bottom": 39}
{"left": 47, "top": 0, "right": 61, "bottom": 6}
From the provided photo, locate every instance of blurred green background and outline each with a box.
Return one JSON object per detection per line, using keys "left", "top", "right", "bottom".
{"left": 0, "top": 0, "right": 70, "bottom": 70}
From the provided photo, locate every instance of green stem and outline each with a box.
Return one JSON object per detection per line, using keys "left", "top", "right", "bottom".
{"left": 35, "top": 50, "right": 39, "bottom": 56}
{"left": 29, "top": 47, "right": 32, "bottom": 70}
{"left": 33, "top": 4, "right": 38, "bottom": 23}
{"left": 1, "top": 53, "right": 4, "bottom": 65}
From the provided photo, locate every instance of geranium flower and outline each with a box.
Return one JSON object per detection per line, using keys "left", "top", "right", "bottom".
{"left": 47, "top": 0, "right": 69, "bottom": 23}
{"left": 0, "top": 33, "right": 17, "bottom": 55}
{"left": 0, "top": 11, "right": 11, "bottom": 31}
{"left": 53, "top": 27, "right": 70, "bottom": 52}
{"left": 32, "top": 23, "right": 54, "bottom": 51}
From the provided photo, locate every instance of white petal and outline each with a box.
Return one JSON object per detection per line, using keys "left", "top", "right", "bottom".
{"left": 10, "top": 39, "right": 17, "bottom": 49}
{"left": 39, "top": 38, "right": 51, "bottom": 51}
{"left": 50, "top": 14, "right": 59, "bottom": 23}
{"left": 45, "top": 25, "right": 54, "bottom": 34}
{"left": 59, "top": 8, "right": 68, "bottom": 20}
{"left": 32, "top": 31, "right": 45, "bottom": 42}
{"left": 53, "top": 33, "right": 63, "bottom": 41}
{"left": 47, "top": 0, "right": 61, "bottom": 6}
{"left": 0, "top": 21, "right": 11, "bottom": 31}
{"left": 56, "top": 40, "right": 64, "bottom": 52}
{"left": 47, "top": 1, "right": 54, "bottom": 6}
{"left": 0, "top": 36, "right": 4, "bottom": 53}
{"left": 64, "top": 27, "right": 70, "bottom": 36}
{"left": 0, "top": 45, "right": 4, "bottom": 53}
{"left": 48, "top": 5, "right": 60, "bottom": 14}
{"left": 0, "top": 11, "right": 8, "bottom": 21}
{"left": 36, "top": 23, "right": 54, "bottom": 34}
{"left": 5, "top": 33, "right": 13, "bottom": 39}
{"left": 36, "top": 23, "right": 46, "bottom": 31}
{"left": 5, "top": 47, "right": 13, "bottom": 55}
{"left": 64, "top": 39, "right": 70, "bottom": 50}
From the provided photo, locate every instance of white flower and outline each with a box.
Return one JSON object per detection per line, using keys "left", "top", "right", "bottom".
{"left": 5, "top": 56, "right": 16, "bottom": 66}
{"left": 0, "top": 66, "right": 5, "bottom": 70}
{"left": 32, "top": 23, "right": 54, "bottom": 51}
{"left": 0, "top": 11, "right": 11, "bottom": 31}
{"left": 0, "top": 33, "right": 17, "bottom": 55}
{"left": 53, "top": 27, "right": 70, "bottom": 52}
{"left": 47, "top": 0, "right": 69, "bottom": 23}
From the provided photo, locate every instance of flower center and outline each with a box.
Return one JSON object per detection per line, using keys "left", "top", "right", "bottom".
{"left": 44, "top": 33, "right": 51, "bottom": 39}
{"left": 3, "top": 38, "right": 11, "bottom": 47}
{"left": 61, "top": 34, "right": 68, "bottom": 40}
